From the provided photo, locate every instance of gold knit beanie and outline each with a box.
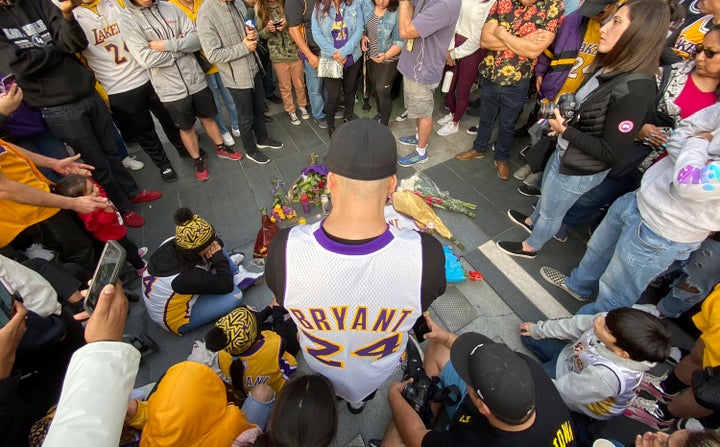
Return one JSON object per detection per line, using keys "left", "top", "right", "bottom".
{"left": 215, "top": 306, "right": 259, "bottom": 356}
{"left": 174, "top": 207, "right": 215, "bottom": 254}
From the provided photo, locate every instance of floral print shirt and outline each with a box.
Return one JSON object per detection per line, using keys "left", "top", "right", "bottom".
{"left": 481, "top": 0, "right": 564, "bottom": 86}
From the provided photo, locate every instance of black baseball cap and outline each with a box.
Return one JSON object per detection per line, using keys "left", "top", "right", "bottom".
{"left": 578, "top": 0, "right": 616, "bottom": 17}
{"left": 324, "top": 119, "right": 397, "bottom": 181}
{"left": 450, "top": 333, "right": 536, "bottom": 423}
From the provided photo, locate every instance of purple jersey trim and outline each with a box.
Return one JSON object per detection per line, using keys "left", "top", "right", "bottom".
{"left": 313, "top": 222, "right": 394, "bottom": 255}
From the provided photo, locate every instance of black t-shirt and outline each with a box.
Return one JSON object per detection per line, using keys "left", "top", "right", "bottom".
{"left": 284, "top": 0, "right": 320, "bottom": 56}
{"left": 422, "top": 355, "right": 577, "bottom": 447}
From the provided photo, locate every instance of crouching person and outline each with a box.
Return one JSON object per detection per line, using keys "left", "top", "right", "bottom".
{"left": 380, "top": 313, "right": 577, "bottom": 447}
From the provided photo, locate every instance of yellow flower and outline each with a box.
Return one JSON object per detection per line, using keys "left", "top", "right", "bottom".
{"left": 548, "top": 5, "right": 559, "bottom": 17}
{"left": 513, "top": 71, "right": 522, "bottom": 82}
{"left": 484, "top": 55, "right": 495, "bottom": 67}
{"left": 298, "top": 217, "right": 307, "bottom": 225}
{"left": 500, "top": 65, "right": 516, "bottom": 77}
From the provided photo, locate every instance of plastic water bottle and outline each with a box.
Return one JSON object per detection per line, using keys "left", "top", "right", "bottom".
{"left": 441, "top": 71, "right": 454, "bottom": 93}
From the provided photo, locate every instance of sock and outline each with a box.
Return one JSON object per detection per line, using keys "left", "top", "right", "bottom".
{"left": 416, "top": 146, "right": 427, "bottom": 156}
{"left": 655, "top": 401, "right": 673, "bottom": 421}
{"left": 661, "top": 371, "right": 686, "bottom": 395}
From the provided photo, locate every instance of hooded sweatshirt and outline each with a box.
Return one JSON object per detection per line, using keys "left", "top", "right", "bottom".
{"left": 118, "top": 0, "right": 207, "bottom": 102}
{"left": 0, "top": 0, "right": 95, "bottom": 107}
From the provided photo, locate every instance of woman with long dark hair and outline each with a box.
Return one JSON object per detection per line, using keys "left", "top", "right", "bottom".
{"left": 311, "top": 0, "right": 365, "bottom": 136}
{"left": 497, "top": 0, "right": 671, "bottom": 258}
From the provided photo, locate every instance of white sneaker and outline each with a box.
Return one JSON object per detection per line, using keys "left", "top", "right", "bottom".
{"left": 513, "top": 164, "right": 532, "bottom": 181}
{"left": 437, "top": 122, "right": 459, "bottom": 136}
{"left": 25, "top": 243, "right": 54, "bottom": 261}
{"left": 289, "top": 111, "right": 301, "bottom": 126}
{"left": 234, "top": 265, "right": 264, "bottom": 290}
{"left": 436, "top": 113, "right": 453, "bottom": 126}
{"left": 122, "top": 155, "right": 144, "bottom": 171}
{"left": 222, "top": 132, "right": 235, "bottom": 146}
{"left": 231, "top": 127, "right": 241, "bottom": 137}
{"left": 230, "top": 252, "right": 245, "bottom": 265}
{"left": 298, "top": 107, "right": 310, "bottom": 120}
{"left": 138, "top": 246, "right": 148, "bottom": 257}
{"left": 395, "top": 110, "right": 408, "bottom": 122}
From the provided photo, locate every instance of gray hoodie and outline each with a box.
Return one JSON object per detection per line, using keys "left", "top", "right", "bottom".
{"left": 119, "top": 0, "right": 207, "bottom": 102}
{"left": 196, "top": 0, "right": 259, "bottom": 90}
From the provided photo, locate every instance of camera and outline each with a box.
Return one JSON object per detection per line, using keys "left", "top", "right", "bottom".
{"left": 402, "top": 375, "right": 437, "bottom": 414}
{"left": 539, "top": 93, "right": 578, "bottom": 121}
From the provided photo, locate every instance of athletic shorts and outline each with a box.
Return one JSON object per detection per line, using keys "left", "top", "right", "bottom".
{"left": 438, "top": 360, "right": 469, "bottom": 422}
{"left": 404, "top": 78, "right": 438, "bottom": 119}
{"left": 162, "top": 87, "right": 218, "bottom": 130}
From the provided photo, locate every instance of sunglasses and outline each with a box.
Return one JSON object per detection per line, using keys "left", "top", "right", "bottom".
{"left": 696, "top": 44, "right": 720, "bottom": 59}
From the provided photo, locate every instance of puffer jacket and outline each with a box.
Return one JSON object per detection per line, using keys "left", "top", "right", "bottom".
{"left": 197, "top": 0, "right": 260, "bottom": 90}
{"left": 119, "top": 0, "right": 207, "bottom": 102}
{"left": 560, "top": 69, "right": 656, "bottom": 176}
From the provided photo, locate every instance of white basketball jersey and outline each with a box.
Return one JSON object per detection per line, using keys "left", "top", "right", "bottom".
{"left": 73, "top": 0, "right": 149, "bottom": 95}
{"left": 283, "top": 222, "right": 424, "bottom": 402}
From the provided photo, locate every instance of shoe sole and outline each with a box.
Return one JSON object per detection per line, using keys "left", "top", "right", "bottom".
{"left": 290, "top": 121, "right": 301, "bottom": 126}
{"left": 466, "top": 130, "right": 477, "bottom": 135}
{"left": 398, "top": 157, "right": 428, "bottom": 167}
{"left": 455, "top": 152, "right": 485, "bottom": 161}
{"left": 507, "top": 210, "right": 533, "bottom": 234}
{"left": 553, "top": 235, "right": 568, "bottom": 243}
{"left": 216, "top": 153, "right": 242, "bottom": 161}
{"left": 517, "top": 187, "right": 541, "bottom": 198}
{"left": 496, "top": 241, "right": 536, "bottom": 258}
{"left": 256, "top": 144, "right": 283, "bottom": 150}
{"left": 161, "top": 175, "right": 179, "bottom": 183}
{"left": 245, "top": 155, "right": 271, "bottom": 165}
{"left": 398, "top": 139, "right": 418, "bottom": 146}
{"left": 437, "top": 128, "right": 459, "bottom": 136}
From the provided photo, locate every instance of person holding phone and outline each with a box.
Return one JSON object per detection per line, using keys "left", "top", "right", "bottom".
{"left": 142, "top": 208, "right": 262, "bottom": 335}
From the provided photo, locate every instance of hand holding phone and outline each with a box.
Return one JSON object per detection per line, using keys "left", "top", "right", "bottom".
{"left": 84, "top": 241, "right": 126, "bottom": 314}
{"left": 1, "top": 74, "right": 16, "bottom": 94}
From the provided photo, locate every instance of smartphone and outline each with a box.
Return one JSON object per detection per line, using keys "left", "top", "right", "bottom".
{"left": 273, "top": 20, "right": 283, "bottom": 27}
{"left": 1, "top": 74, "right": 16, "bottom": 94}
{"left": 84, "top": 240, "right": 127, "bottom": 314}
{"left": 0, "top": 283, "right": 19, "bottom": 328}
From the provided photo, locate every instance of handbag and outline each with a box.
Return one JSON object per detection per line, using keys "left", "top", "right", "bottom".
{"left": 193, "top": 51, "right": 213, "bottom": 74}
{"left": 318, "top": 57, "right": 343, "bottom": 78}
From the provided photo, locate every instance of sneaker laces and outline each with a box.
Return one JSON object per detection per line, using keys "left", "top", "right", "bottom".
{"left": 194, "top": 158, "right": 207, "bottom": 172}
{"left": 632, "top": 396, "right": 668, "bottom": 420}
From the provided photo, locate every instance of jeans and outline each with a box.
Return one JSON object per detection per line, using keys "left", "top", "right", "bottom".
{"left": 526, "top": 150, "right": 609, "bottom": 251}
{"left": 325, "top": 58, "right": 362, "bottom": 129}
{"left": 108, "top": 81, "right": 173, "bottom": 170}
{"left": 657, "top": 237, "right": 720, "bottom": 317}
{"left": 520, "top": 336, "right": 566, "bottom": 379}
{"left": 13, "top": 129, "right": 69, "bottom": 182}
{"left": 206, "top": 72, "right": 239, "bottom": 134}
{"left": 472, "top": 77, "right": 531, "bottom": 160}
{"left": 563, "top": 168, "right": 643, "bottom": 230}
{"left": 228, "top": 72, "right": 269, "bottom": 154}
{"left": 368, "top": 59, "right": 399, "bottom": 126}
{"left": 303, "top": 59, "right": 327, "bottom": 119}
{"left": 41, "top": 93, "right": 138, "bottom": 213}
{"left": 179, "top": 249, "right": 244, "bottom": 334}
{"left": 569, "top": 192, "right": 700, "bottom": 314}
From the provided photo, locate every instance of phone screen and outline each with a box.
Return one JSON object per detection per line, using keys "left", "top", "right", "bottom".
{"left": 0, "top": 282, "right": 14, "bottom": 328}
{"left": 1, "top": 74, "right": 16, "bottom": 94}
{"left": 84, "top": 241, "right": 127, "bottom": 313}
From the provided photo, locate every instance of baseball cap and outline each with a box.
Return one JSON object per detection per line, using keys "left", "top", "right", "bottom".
{"left": 578, "top": 0, "right": 616, "bottom": 18}
{"left": 324, "top": 119, "right": 397, "bottom": 181}
{"left": 450, "top": 333, "right": 536, "bottom": 423}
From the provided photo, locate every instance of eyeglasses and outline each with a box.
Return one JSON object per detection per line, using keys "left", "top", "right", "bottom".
{"left": 696, "top": 44, "right": 720, "bottom": 59}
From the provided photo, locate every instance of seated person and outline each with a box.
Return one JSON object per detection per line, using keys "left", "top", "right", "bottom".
{"left": 191, "top": 305, "right": 298, "bottom": 395}
{"left": 126, "top": 362, "right": 274, "bottom": 447}
{"left": 142, "top": 207, "right": 262, "bottom": 335}
{"left": 633, "top": 429, "right": 720, "bottom": 447}
{"left": 520, "top": 308, "right": 671, "bottom": 421}
{"left": 381, "top": 313, "right": 577, "bottom": 447}
{"left": 53, "top": 175, "right": 147, "bottom": 275}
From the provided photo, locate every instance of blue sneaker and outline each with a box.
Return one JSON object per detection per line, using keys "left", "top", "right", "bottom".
{"left": 399, "top": 135, "right": 418, "bottom": 146}
{"left": 398, "top": 150, "right": 428, "bottom": 167}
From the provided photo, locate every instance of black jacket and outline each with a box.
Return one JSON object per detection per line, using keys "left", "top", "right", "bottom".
{"left": 0, "top": 0, "right": 94, "bottom": 107}
{"left": 560, "top": 69, "right": 656, "bottom": 176}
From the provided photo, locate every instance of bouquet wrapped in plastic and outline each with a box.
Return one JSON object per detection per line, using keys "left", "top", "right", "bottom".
{"left": 398, "top": 173, "right": 476, "bottom": 218}
{"left": 253, "top": 208, "right": 280, "bottom": 263}
{"left": 287, "top": 153, "right": 328, "bottom": 205}
{"left": 392, "top": 190, "right": 465, "bottom": 250}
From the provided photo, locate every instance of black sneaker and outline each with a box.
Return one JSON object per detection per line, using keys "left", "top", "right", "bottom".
{"left": 347, "top": 401, "right": 366, "bottom": 415}
{"left": 507, "top": 209, "right": 533, "bottom": 233}
{"left": 161, "top": 166, "right": 178, "bottom": 182}
{"left": 467, "top": 125, "right": 478, "bottom": 135}
{"left": 245, "top": 150, "right": 271, "bottom": 165}
{"left": 256, "top": 138, "right": 283, "bottom": 150}
{"left": 496, "top": 241, "right": 536, "bottom": 258}
{"left": 518, "top": 185, "right": 541, "bottom": 197}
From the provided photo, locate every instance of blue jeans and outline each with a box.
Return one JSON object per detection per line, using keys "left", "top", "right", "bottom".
{"left": 303, "top": 59, "right": 327, "bottom": 120}
{"left": 241, "top": 390, "right": 275, "bottom": 430}
{"left": 520, "top": 336, "right": 566, "bottom": 379}
{"left": 14, "top": 129, "right": 69, "bottom": 182}
{"left": 206, "top": 73, "right": 239, "bottom": 134}
{"left": 569, "top": 192, "right": 700, "bottom": 314}
{"left": 657, "top": 237, "right": 720, "bottom": 317}
{"left": 526, "top": 150, "right": 609, "bottom": 251}
{"left": 472, "top": 77, "right": 531, "bottom": 160}
{"left": 179, "top": 249, "right": 243, "bottom": 334}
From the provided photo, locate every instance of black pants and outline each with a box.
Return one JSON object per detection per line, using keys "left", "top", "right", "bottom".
{"left": 23, "top": 258, "right": 83, "bottom": 301}
{"left": 41, "top": 93, "right": 138, "bottom": 213}
{"left": 117, "top": 236, "right": 144, "bottom": 270}
{"left": 369, "top": 59, "right": 399, "bottom": 126}
{"left": 108, "top": 82, "right": 174, "bottom": 171}
{"left": 325, "top": 58, "right": 362, "bottom": 129}
{"left": 17, "top": 210, "right": 96, "bottom": 275}
{"left": 228, "top": 72, "right": 268, "bottom": 155}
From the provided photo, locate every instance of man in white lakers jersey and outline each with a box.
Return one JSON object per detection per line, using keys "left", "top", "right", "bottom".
{"left": 265, "top": 119, "right": 446, "bottom": 413}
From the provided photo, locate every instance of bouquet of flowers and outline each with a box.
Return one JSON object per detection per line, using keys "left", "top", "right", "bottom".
{"left": 398, "top": 173, "right": 477, "bottom": 218}
{"left": 392, "top": 190, "right": 465, "bottom": 250}
{"left": 287, "top": 153, "right": 328, "bottom": 205}
{"left": 270, "top": 179, "right": 297, "bottom": 223}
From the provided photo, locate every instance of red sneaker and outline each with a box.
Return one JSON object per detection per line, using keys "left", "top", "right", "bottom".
{"left": 122, "top": 210, "right": 145, "bottom": 227}
{"left": 130, "top": 190, "right": 162, "bottom": 204}
{"left": 215, "top": 144, "right": 243, "bottom": 161}
{"left": 194, "top": 157, "right": 209, "bottom": 182}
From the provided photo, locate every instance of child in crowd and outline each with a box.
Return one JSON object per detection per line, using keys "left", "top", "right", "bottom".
{"left": 191, "top": 305, "right": 298, "bottom": 396}
{"left": 519, "top": 308, "right": 671, "bottom": 421}
{"left": 53, "top": 174, "right": 147, "bottom": 274}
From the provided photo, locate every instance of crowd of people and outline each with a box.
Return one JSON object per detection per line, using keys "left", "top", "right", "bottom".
{"left": 1, "top": 0, "right": 720, "bottom": 443}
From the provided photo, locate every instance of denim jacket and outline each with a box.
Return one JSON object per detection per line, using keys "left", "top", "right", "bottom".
{"left": 360, "top": 0, "right": 402, "bottom": 54}
{"left": 311, "top": 1, "right": 364, "bottom": 62}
